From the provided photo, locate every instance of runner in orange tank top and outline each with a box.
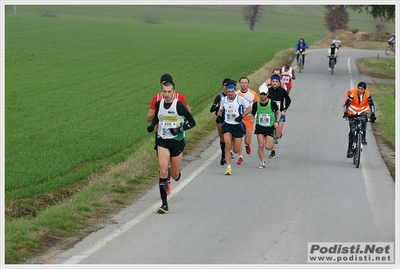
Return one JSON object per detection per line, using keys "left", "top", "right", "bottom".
{"left": 236, "top": 76, "right": 258, "bottom": 164}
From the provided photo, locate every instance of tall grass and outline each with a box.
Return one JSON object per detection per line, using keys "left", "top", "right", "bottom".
{"left": 4, "top": 5, "right": 379, "bottom": 201}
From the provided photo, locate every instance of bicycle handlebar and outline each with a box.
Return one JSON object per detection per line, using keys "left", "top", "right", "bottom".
{"left": 345, "top": 116, "right": 371, "bottom": 122}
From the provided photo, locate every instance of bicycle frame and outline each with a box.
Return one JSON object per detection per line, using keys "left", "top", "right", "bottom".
{"left": 297, "top": 51, "right": 306, "bottom": 73}
{"left": 351, "top": 117, "right": 367, "bottom": 168}
{"left": 329, "top": 55, "right": 336, "bottom": 75}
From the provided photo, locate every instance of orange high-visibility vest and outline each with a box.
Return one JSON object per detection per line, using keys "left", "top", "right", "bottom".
{"left": 343, "top": 88, "right": 371, "bottom": 115}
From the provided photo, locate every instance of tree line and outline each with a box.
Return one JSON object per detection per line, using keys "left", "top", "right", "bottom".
{"left": 242, "top": 5, "right": 395, "bottom": 32}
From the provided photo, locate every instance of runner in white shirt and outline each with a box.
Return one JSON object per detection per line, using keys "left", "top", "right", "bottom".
{"left": 281, "top": 60, "right": 296, "bottom": 95}
{"left": 217, "top": 80, "right": 252, "bottom": 175}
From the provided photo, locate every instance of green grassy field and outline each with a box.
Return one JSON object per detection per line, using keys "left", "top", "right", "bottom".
{"left": 5, "top": 5, "right": 334, "bottom": 201}
{"left": 4, "top": 5, "right": 395, "bottom": 263}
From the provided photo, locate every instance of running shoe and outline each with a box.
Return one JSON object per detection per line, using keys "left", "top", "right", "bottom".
{"left": 258, "top": 162, "right": 266, "bottom": 169}
{"left": 230, "top": 151, "right": 234, "bottom": 159}
{"left": 296, "top": 61, "right": 299, "bottom": 66}
{"left": 174, "top": 171, "right": 181, "bottom": 181}
{"left": 237, "top": 156, "right": 244, "bottom": 165}
{"left": 157, "top": 204, "right": 169, "bottom": 214}
{"left": 274, "top": 138, "right": 278, "bottom": 144}
{"left": 301, "top": 65, "right": 304, "bottom": 69}
{"left": 225, "top": 167, "right": 232, "bottom": 175}
{"left": 328, "top": 68, "right": 331, "bottom": 71}
{"left": 245, "top": 145, "right": 251, "bottom": 154}
{"left": 269, "top": 150, "right": 276, "bottom": 159}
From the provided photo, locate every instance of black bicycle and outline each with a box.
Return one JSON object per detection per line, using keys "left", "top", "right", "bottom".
{"left": 296, "top": 51, "right": 306, "bottom": 73}
{"left": 329, "top": 55, "right": 336, "bottom": 75}
{"left": 385, "top": 42, "right": 395, "bottom": 55}
{"left": 350, "top": 117, "right": 370, "bottom": 168}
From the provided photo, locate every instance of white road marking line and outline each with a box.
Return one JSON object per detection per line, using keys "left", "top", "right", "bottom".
{"left": 63, "top": 150, "right": 220, "bottom": 264}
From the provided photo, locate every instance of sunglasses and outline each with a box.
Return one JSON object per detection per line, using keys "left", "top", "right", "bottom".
{"left": 260, "top": 93, "right": 268, "bottom": 95}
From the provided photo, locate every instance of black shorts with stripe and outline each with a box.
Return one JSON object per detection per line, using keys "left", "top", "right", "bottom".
{"left": 254, "top": 125, "right": 275, "bottom": 137}
{"left": 156, "top": 137, "right": 186, "bottom": 157}
{"left": 221, "top": 122, "right": 246, "bottom": 138}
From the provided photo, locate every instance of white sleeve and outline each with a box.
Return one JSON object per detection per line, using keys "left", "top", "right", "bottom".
{"left": 239, "top": 96, "right": 249, "bottom": 109}
{"left": 219, "top": 97, "right": 225, "bottom": 111}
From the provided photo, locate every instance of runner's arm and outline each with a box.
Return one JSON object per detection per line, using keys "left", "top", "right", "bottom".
{"left": 210, "top": 95, "right": 221, "bottom": 113}
{"left": 149, "top": 100, "right": 160, "bottom": 126}
{"left": 283, "top": 91, "right": 291, "bottom": 111}
{"left": 147, "top": 95, "right": 158, "bottom": 122}
{"left": 177, "top": 101, "right": 196, "bottom": 130}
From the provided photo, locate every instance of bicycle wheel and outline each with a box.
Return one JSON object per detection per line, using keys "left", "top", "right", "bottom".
{"left": 330, "top": 58, "right": 334, "bottom": 75}
{"left": 385, "top": 46, "right": 392, "bottom": 55}
{"left": 354, "top": 132, "right": 362, "bottom": 168}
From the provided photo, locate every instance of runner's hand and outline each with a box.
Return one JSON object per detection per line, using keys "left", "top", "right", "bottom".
{"left": 235, "top": 115, "right": 243, "bottom": 122}
{"left": 147, "top": 125, "right": 154, "bottom": 133}
{"left": 216, "top": 116, "right": 223, "bottom": 124}
{"left": 169, "top": 127, "right": 183, "bottom": 136}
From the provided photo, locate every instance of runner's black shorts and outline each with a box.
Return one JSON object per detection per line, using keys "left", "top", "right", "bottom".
{"left": 156, "top": 137, "right": 185, "bottom": 157}
{"left": 254, "top": 125, "right": 275, "bottom": 137}
{"left": 221, "top": 122, "right": 246, "bottom": 138}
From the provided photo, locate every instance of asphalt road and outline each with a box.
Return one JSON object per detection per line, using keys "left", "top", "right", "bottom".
{"left": 48, "top": 49, "right": 396, "bottom": 265}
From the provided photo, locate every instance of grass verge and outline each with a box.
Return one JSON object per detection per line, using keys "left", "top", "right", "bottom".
{"left": 356, "top": 56, "right": 395, "bottom": 181}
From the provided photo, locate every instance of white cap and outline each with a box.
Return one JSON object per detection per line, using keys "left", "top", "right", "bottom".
{"left": 258, "top": 83, "right": 268, "bottom": 94}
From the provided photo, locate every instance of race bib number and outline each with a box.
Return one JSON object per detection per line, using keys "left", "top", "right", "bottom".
{"left": 259, "top": 114, "right": 270, "bottom": 126}
{"left": 282, "top": 75, "right": 290, "bottom": 83}
{"left": 275, "top": 101, "right": 281, "bottom": 110}
{"left": 159, "top": 122, "right": 178, "bottom": 138}
{"left": 225, "top": 110, "right": 237, "bottom": 123}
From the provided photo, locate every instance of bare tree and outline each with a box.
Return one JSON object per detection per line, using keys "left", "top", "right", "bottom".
{"left": 324, "top": 5, "right": 349, "bottom": 32}
{"left": 373, "top": 19, "right": 387, "bottom": 33}
{"left": 242, "top": 5, "right": 263, "bottom": 31}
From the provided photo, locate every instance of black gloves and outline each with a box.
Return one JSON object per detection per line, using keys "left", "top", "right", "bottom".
{"left": 148, "top": 125, "right": 185, "bottom": 135}
{"left": 343, "top": 112, "right": 349, "bottom": 118}
{"left": 216, "top": 116, "right": 223, "bottom": 124}
{"left": 169, "top": 127, "right": 183, "bottom": 136}
{"left": 370, "top": 113, "right": 376, "bottom": 123}
{"left": 235, "top": 115, "right": 243, "bottom": 122}
{"left": 147, "top": 125, "right": 154, "bottom": 133}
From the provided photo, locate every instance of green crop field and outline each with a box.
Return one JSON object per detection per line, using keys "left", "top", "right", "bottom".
{"left": 4, "top": 5, "right": 390, "bottom": 201}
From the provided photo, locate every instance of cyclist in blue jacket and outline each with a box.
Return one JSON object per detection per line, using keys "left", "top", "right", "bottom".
{"left": 295, "top": 37, "right": 309, "bottom": 69}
